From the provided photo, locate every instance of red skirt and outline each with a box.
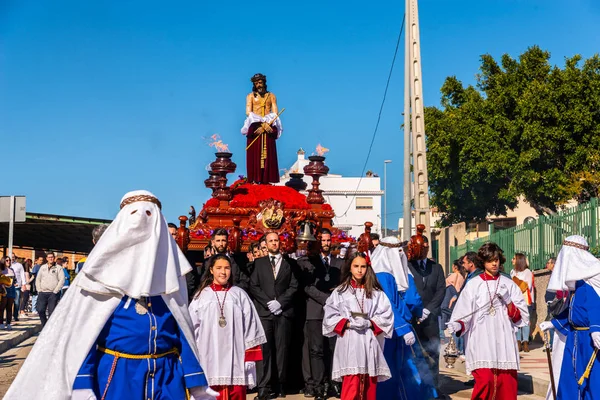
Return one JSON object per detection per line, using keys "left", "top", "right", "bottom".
{"left": 340, "top": 374, "right": 377, "bottom": 400}
{"left": 210, "top": 385, "right": 246, "bottom": 400}
{"left": 471, "top": 368, "right": 517, "bottom": 400}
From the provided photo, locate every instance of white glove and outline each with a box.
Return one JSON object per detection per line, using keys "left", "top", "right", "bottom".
{"left": 273, "top": 309, "right": 282, "bottom": 316}
{"left": 403, "top": 331, "right": 416, "bottom": 346}
{"left": 72, "top": 389, "right": 97, "bottom": 400}
{"left": 348, "top": 317, "right": 371, "bottom": 331}
{"left": 245, "top": 361, "right": 257, "bottom": 389}
{"left": 592, "top": 332, "right": 600, "bottom": 350}
{"left": 496, "top": 284, "right": 512, "bottom": 304}
{"left": 189, "top": 386, "right": 220, "bottom": 400}
{"left": 267, "top": 300, "right": 282, "bottom": 314}
{"left": 446, "top": 321, "right": 462, "bottom": 334}
{"left": 418, "top": 308, "right": 431, "bottom": 322}
{"left": 539, "top": 321, "right": 554, "bottom": 332}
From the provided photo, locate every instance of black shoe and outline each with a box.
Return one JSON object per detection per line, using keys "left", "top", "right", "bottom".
{"left": 328, "top": 383, "right": 341, "bottom": 398}
{"left": 303, "top": 387, "right": 315, "bottom": 397}
{"left": 256, "top": 389, "right": 272, "bottom": 400}
{"left": 278, "top": 389, "right": 286, "bottom": 398}
{"left": 464, "top": 379, "right": 475, "bottom": 387}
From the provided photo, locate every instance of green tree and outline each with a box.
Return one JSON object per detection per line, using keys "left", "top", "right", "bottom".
{"left": 425, "top": 46, "right": 600, "bottom": 226}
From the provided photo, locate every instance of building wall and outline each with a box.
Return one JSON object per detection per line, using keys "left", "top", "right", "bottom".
{"left": 320, "top": 176, "right": 382, "bottom": 238}
{"left": 398, "top": 209, "right": 443, "bottom": 241}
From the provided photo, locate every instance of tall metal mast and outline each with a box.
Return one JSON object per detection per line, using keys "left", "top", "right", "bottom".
{"left": 403, "top": 0, "right": 431, "bottom": 239}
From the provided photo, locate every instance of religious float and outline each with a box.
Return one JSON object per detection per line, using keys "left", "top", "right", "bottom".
{"left": 174, "top": 146, "right": 355, "bottom": 257}
{"left": 171, "top": 73, "right": 361, "bottom": 260}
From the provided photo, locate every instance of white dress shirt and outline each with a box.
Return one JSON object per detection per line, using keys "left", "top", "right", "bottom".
{"left": 11, "top": 261, "right": 26, "bottom": 288}
{"left": 269, "top": 253, "right": 283, "bottom": 278}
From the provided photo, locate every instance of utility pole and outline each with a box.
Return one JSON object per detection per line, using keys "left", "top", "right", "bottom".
{"left": 384, "top": 160, "right": 392, "bottom": 236}
{"left": 403, "top": 0, "right": 431, "bottom": 240}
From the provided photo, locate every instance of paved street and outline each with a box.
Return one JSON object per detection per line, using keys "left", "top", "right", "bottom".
{"left": 0, "top": 335, "right": 37, "bottom": 398}
{"left": 0, "top": 334, "right": 544, "bottom": 399}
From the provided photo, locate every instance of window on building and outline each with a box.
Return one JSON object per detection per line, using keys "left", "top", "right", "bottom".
{"left": 467, "top": 221, "right": 489, "bottom": 232}
{"left": 356, "top": 197, "right": 373, "bottom": 210}
{"left": 490, "top": 217, "right": 517, "bottom": 230}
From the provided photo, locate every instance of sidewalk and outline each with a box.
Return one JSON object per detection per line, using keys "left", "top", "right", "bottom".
{"left": 440, "top": 341, "right": 551, "bottom": 397}
{"left": 0, "top": 314, "right": 42, "bottom": 355}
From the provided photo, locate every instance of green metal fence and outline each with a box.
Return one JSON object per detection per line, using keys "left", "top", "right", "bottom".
{"left": 431, "top": 238, "right": 439, "bottom": 262}
{"left": 449, "top": 198, "right": 599, "bottom": 272}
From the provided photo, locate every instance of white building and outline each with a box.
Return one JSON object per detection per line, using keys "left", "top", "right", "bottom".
{"left": 279, "top": 149, "right": 383, "bottom": 238}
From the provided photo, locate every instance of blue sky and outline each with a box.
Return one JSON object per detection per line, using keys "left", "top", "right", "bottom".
{"left": 2, "top": 0, "right": 599, "bottom": 228}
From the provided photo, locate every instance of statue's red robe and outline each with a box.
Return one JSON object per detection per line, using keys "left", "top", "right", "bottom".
{"left": 246, "top": 122, "right": 280, "bottom": 184}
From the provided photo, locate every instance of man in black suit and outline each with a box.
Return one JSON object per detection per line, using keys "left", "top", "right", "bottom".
{"left": 300, "top": 229, "right": 343, "bottom": 400}
{"left": 199, "top": 228, "right": 249, "bottom": 291}
{"left": 250, "top": 232, "right": 299, "bottom": 399}
{"left": 407, "top": 235, "right": 445, "bottom": 394}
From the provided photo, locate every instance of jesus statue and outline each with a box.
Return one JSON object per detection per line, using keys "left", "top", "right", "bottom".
{"left": 241, "top": 73, "right": 283, "bottom": 184}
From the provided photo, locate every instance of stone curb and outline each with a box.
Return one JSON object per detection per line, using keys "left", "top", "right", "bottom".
{"left": 0, "top": 318, "right": 42, "bottom": 355}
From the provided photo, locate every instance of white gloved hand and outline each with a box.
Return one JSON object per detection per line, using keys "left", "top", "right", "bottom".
{"left": 72, "top": 389, "right": 97, "bottom": 400}
{"left": 274, "top": 309, "right": 282, "bottom": 316}
{"left": 348, "top": 317, "right": 371, "bottom": 331}
{"left": 445, "top": 321, "right": 462, "bottom": 334}
{"left": 245, "top": 361, "right": 257, "bottom": 389}
{"left": 591, "top": 332, "right": 600, "bottom": 350}
{"left": 189, "top": 386, "right": 220, "bottom": 400}
{"left": 267, "top": 300, "right": 282, "bottom": 314}
{"left": 496, "top": 284, "right": 512, "bottom": 304}
{"left": 539, "top": 321, "right": 554, "bottom": 332}
{"left": 403, "top": 331, "right": 416, "bottom": 346}
{"left": 418, "top": 308, "right": 431, "bottom": 322}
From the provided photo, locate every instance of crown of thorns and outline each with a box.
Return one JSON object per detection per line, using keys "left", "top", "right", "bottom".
{"left": 563, "top": 240, "right": 589, "bottom": 251}
{"left": 120, "top": 195, "right": 162, "bottom": 210}
{"left": 379, "top": 241, "right": 403, "bottom": 248}
{"left": 251, "top": 73, "right": 267, "bottom": 82}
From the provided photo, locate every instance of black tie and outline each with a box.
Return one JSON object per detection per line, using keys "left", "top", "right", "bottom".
{"left": 323, "top": 257, "right": 330, "bottom": 268}
{"left": 271, "top": 256, "right": 277, "bottom": 276}
{"left": 421, "top": 260, "right": 426, "bottom": 270}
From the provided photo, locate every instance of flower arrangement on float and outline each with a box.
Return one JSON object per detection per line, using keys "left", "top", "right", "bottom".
{"left": 331, "top": 229, "right": 353, "bottom": 244}
{"left": 202, "top": 176, "right": 315, "bottom": 210}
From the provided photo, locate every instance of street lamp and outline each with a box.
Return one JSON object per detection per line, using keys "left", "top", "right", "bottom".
{"left": 384, "top": 160, "right": 392, "bottom": 236}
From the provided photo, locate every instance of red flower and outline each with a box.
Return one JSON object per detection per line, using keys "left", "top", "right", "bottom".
{"left": 205, "top": 198, "right": 219, "bottom": 207}
{"left": 229, "top": 183, "right": 311, "bottom": 209}
{"left": 201, "top": 184, "right": 336, "bottom": 212}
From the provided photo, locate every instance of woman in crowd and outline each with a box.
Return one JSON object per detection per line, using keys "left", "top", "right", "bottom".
{"left": 0, "top": 256, "right": 17, "bottom": 330}
{"left": 323, "top": 252, "right": 393, "bottom": 400}
{"left": 441, "top": 262, "right": 460, "bottom": 340}
{"left": 446, "top": 259, "right": 466, "bottom": 293}
{"left": 189, "top": 254, "right": 266, "bottom": 400}
{"left": 510, "top": 253, "right": 535, "bottom": 352}
{"left": 447, "top": 243, "right": 529, "bottom": 400}
{"left": 19, "top": 259, "right": 33, "bottom": 316}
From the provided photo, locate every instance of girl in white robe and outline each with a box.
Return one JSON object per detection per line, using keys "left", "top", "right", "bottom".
{"left": 189, "top": 254, "right": 267, "bottom": 400}
{"left": 323, "top": 252, "right": 394, "bottom": 400}
{"left": 447, "top": 243, "right": 529, "bottom": 400}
